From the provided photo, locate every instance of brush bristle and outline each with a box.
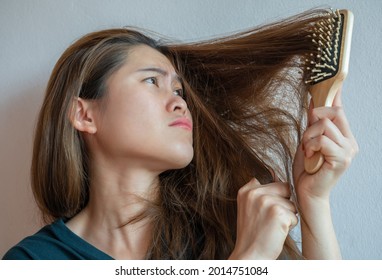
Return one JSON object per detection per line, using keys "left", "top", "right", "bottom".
{"left": 305, "top": 9, "right": 344, "bottom": 85}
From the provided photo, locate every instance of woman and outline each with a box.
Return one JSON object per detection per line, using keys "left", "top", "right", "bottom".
{"left": 3, "top": 9, "right": 358, "bottom": 260}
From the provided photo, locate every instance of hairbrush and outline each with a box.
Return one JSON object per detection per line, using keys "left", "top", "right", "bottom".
{"left": 304, "top": 9, "right": 354, "bottom": 174}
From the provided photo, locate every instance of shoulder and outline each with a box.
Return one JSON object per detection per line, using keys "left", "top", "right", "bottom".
{"left": 2, "top": 219, "right": 71, "bottom": 260}
{"left": 2, "top": 219, "right": 113, "bottom": 260}
{"left": 2, "top": 244, "right": 33, "bottom": 260}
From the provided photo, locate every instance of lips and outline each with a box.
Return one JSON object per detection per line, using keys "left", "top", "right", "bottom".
{"left": 169, "top": 117, "right": 192, "bottom": 131}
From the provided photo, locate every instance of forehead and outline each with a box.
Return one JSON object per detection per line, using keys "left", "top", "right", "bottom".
{"left": 127, "top": 45, "right": 175, "bottom": 71}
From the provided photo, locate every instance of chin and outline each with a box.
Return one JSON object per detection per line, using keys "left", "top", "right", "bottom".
{"left": 168, "top": 147, "right": 194, "bottom": 170}
{"left": 159, "top": 158, "right": 193, "bottom": 175}
{"left": 174, "top": 153, "right": 194, "bottom": 169}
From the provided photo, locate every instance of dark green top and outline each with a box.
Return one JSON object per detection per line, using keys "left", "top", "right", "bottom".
{"left": 2, "top": 219, "right": 113, "bottom": 260}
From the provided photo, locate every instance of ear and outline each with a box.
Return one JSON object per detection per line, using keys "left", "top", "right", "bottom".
{"left": 69, "top": 97, "right": 98, "bottom": 134}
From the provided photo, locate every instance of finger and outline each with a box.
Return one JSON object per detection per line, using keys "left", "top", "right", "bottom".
{"left": 272, "top": 196, "right": 298, "bottom": 214}
{"left": 309, "top": 87, "right": 342, "bottom": 123}
{"left": 302, "top": 117, "right": 346, "bottom": 149}
{"left": 248, "top": 193, "right": 297, "bottom": 214}
{"left": 255, "top": 183, "right": 292, "bottom": 198}
{"left": 242, "top": 180, "right": 291, "bottom": 198}
{"left": 278, "top": 207, "right": 299, "bottom": 233}
{"left": 312, "top": 106, "right": 354, "bottom": 139}
{"left": 304, "top": 134, "right": 345, "bottom": 159}
{"left": 288, "top": 211, "right": 299, "bottom": 230}
{"left": 258, "top": 193, "right": 297, "bottom": 212}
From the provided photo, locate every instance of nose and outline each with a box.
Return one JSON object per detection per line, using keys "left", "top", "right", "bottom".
{"left": 167, "top": 94, "right": 188, "bottom": 115}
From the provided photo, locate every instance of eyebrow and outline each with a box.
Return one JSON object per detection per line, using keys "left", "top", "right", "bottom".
{"left": 137, "top": 67, "right": 182, "bottom": 84}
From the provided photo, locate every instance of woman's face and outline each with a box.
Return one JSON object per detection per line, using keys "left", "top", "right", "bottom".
{"left": 91, "top": 45, "right": 193, "bottom": 173}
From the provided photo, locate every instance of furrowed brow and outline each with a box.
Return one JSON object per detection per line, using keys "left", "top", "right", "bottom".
{"left": 137, "top": 67, "right": 182, "bottom": 84}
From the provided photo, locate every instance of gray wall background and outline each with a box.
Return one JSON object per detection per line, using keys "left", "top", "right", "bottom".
{"left": 1, "top": 0, "right": 381, "bottom": 259}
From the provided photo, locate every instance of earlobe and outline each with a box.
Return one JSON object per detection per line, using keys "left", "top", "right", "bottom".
{"left": 69, "top": 97, "right": 97, "bottom": 134}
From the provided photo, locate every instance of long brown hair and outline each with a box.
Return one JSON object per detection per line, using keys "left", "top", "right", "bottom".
{"left": 31, "top": 29, "right": 165, "bottom": 222}
{"left": 32, "top": 9, "right": 329, "bottom": 259}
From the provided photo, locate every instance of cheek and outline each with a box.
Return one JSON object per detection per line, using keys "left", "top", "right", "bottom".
{"left": 98, "top": 94, "right": 163, "bottom": 144}
{"left": 104, "top": 88, "right": 158, "bottom": 127}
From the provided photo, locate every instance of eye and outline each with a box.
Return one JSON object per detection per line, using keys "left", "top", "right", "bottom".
{"left": 173, "top": 88, "right": 185, "bottom": 99}
{"left": 144, "top": 77, "right": 158, "bottom": 85}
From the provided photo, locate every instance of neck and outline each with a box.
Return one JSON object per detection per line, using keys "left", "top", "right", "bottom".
{"left": 66, "top": 160, "right": 161, "bottom": 259}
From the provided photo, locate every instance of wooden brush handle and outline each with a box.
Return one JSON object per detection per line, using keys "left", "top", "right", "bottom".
{"left": 304, "top": 152, "right": 325, "bottom": 174}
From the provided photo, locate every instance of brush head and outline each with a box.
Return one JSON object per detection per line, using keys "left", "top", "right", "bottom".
{"left": 305, "top": 9, "right": 353, "bottom": 85}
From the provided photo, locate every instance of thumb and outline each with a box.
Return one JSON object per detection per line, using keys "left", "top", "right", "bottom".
{"left": 308, "top": 99, "right": 319, "bottom": 126}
